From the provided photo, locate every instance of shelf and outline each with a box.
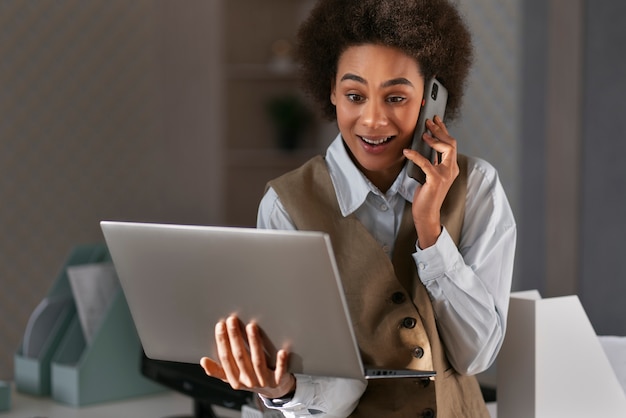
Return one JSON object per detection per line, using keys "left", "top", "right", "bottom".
{"left": 220, "top": 0, "right": 318, "bottom": 226}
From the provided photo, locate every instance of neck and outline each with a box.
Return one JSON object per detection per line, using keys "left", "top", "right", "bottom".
{"left": 342, "top": 142, "right": 404, "bottom": 193}
{"left": 359, "top": 161, "right": 405, "bottom": 193}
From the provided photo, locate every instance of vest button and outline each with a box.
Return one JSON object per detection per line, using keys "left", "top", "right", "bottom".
{"left": 391, "top": 291, "right": 406, "bottom": 304}
{"left": 412, "top": 346, "right": 425, "bottom": 359}
{"left": 402, "top": 317, "right": 417, "bottom": 329}
{"left": 421, "top": 408, "right": 435, "bottom": 418}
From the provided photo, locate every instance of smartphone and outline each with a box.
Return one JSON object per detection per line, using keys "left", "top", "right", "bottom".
{"left": 407, "top": 78, "right": 448, "bottom": 184}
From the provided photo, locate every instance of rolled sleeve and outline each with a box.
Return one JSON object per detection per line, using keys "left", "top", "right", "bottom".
{"left": 260, "top": 374, "right": 366, "bottom": 417}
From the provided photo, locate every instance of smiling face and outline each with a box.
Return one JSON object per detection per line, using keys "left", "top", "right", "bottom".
{"left": 331, "top": 44, "right": 425, "bottom": 191}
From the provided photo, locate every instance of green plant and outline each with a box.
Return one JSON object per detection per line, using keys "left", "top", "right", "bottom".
{"left": 266, "top": 94, "right": 313, "bottom": 150}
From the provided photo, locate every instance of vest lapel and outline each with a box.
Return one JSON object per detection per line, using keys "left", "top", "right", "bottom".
{"left": 391, "top": 202, "right": 417, "bottom": 295}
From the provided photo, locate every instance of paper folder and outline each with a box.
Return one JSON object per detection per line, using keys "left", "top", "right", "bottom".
{"left": 14, "top": 243, "right": 164, "bottom": 406}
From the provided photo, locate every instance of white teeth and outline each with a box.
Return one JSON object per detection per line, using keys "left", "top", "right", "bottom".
{"left": 361, "top": 136, "right": 391, "bottom": 145}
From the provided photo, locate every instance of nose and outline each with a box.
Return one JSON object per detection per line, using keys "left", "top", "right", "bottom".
{"left": 361, "top": 99, "right": 389, "bottom": 129}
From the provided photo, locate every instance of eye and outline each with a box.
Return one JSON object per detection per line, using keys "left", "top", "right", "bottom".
{"left": 346, "top": 93, "right": 365, "bottom": 103}
{"left": 386, "top": 95, "right": 406, "bottom": 104}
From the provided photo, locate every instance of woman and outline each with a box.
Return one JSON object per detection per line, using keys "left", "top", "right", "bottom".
{"left": 201, "top": 1, "right": 516, "bottom": 416}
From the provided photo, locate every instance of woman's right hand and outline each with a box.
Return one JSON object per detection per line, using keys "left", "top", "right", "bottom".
{"left": 403, "top": 116, "right": 460, "bottom": 249}
{"left": 200, "top": 314, "right": 296, "bottom": 399}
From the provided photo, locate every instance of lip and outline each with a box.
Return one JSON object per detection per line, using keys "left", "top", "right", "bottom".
{"left": 357, "top": 135, "right": 396, "bottom": 154}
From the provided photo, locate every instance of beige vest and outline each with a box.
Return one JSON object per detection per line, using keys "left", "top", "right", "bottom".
{"left": 267, "top": 155, "right": 488, "bottom": 418}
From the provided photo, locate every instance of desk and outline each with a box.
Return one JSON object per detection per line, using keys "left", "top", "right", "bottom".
{"left": 1, "top": 383, "right": 497, "bottom": 417}
{"left": 0, "top": 383, "right": 239, "bottom": 418}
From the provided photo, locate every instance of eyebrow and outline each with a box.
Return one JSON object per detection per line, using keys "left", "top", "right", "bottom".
{"left": 339, "top": 73, "right": 414, "bottom": 88}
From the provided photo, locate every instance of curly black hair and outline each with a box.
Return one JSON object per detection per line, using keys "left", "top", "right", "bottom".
{"left": 296, "top": 0, "right": 473, "bottom": 122}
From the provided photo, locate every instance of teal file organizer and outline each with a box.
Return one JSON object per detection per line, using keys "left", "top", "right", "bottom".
{"left": 50, "top": 286, "right": 164, "bottom": 406}
{"left": 0, "top": 380, "right": 10, "bottom": 412}
{"left": 14, "top": 244, "right": 108, "bottom": 396}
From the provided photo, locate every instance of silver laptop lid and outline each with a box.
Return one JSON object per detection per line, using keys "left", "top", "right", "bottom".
{"left": 101, "top": 221, "right": 366, "bottom": 379}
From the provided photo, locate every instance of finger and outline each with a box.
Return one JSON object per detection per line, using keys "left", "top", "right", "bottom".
{"left": 423, "top": 137, "right": 457, "bottom": 179}
{"left": 215, "top": 320, "right": 242, "bottom": 389}
{"left": 274, "top": 349, "right": 290, "bottom": 385}
{"left": 425, "top": 118, "right": 455, "bottom": 147}
{"left": 424, "top": 122, "right": 457, "bottom": 162}
{"left": 226, "top": 315, "right": 259, "bottom": 388}
{"left": 200, "top": 356, "right": 227, "bottom": 380}
{"left": 247, "top": 322, "right": 272, "bottom": 387}
{"left": 433, "top": 115, "right": 450, "bottom": 135}
{"left": 403, "top": 147, "right": 430, "bottom": 167}
{"left": 422, "top": 132, "right": 449, "bottom": 156}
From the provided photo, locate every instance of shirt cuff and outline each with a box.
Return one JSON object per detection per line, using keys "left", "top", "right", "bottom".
{"left": 259, "top": 374, "right": 317, "bottom": 414}
{"left": 259, "top": 374, "right": 366, "bottom": 417}
{"left": 413, "top": 227, "right": 464, "bottom": 282}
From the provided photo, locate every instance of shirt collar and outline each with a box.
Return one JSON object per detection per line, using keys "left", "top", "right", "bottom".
{"left": 325, "top": 134, "right": 419, "bottom": 217}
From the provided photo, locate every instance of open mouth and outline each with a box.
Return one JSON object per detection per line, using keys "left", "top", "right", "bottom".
{"left": 359, "top": 135, "right": 394, "bottom": 146}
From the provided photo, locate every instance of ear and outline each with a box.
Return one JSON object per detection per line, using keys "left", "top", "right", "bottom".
{"left": 330, "top": 79, "right": 337, "bottom": 106}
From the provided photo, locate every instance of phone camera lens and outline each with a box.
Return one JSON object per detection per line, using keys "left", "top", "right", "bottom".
{"left": 431, "top": 83, "right": 438, "bottom": 100}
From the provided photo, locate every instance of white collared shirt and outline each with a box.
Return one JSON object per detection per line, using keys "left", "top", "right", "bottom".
{"left": 258, "top": 134, "right": 516, "bottom": 417}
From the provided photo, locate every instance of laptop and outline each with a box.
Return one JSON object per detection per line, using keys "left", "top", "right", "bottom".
{"left": 100, "top": 221, "right": 435, "bottom": 380}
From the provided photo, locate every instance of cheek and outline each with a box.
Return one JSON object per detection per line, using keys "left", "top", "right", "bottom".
{"left": 400, "top": 114, "right": 418, "bottom": 134}
{"left": 394, "top": 109, "right": 421, "bottom": 147}
{"left": 400, "top": 107, "right": 421, "bottom": 131}
{"left": 335, "top": 103, "right": 358, "bottom": 127}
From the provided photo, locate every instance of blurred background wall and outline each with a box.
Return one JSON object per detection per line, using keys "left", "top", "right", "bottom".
{"left": 1, "top": 0, "right": 625, "bottom": 379}
{"left": 0, "top": 0, "right": 222, "bottom": 379}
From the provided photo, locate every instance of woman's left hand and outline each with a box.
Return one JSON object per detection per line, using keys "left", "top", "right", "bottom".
{"left": 403, "top": 115, "right": 459, "bottom": 249}
{"left": 200, "top": 314, "right": 296, "bottom": 399}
